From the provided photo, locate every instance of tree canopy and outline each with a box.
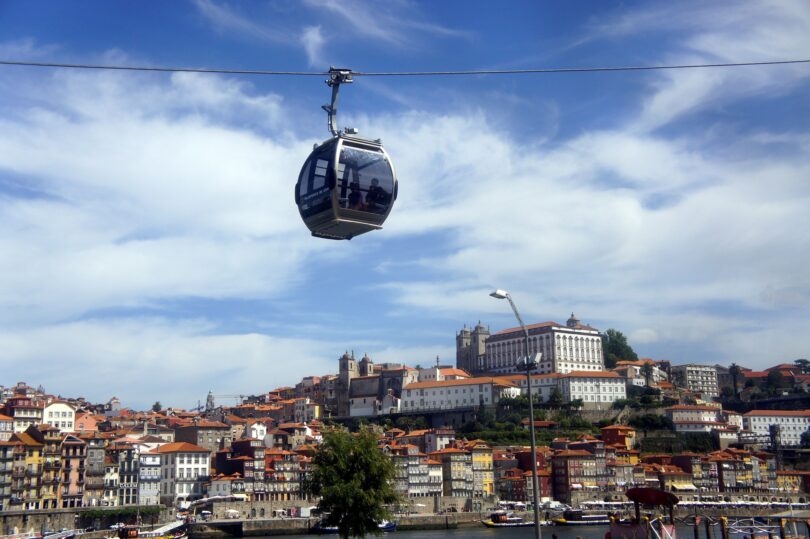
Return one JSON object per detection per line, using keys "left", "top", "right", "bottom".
{"left": 795, "top": 359, "right": 810, "bottom": 374}
{"left": 151, "top": 401, "right": 162, "bottom": 412}
{"left": 602, "top": 329, "right": 638, "bottom": 369}
{"left": 307, "top": 428, "right": 399, "bottom": 538}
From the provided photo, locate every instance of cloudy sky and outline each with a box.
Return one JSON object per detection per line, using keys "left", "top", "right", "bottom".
{"left": 1, "top": 1, "right": 809, "bottom": 409}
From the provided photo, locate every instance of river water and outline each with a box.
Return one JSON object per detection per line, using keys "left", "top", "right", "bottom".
{"left": 268, "top": 523, "right": 705, "bottom": 539}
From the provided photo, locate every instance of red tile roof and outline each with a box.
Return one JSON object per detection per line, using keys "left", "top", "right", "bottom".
{"left": 561, "top": 371, "right": 621, "bottom": 379}
{"left": 404, "top": 376, "right": 517, "bottom": 390}
{"left": 744, "top": 410, "right": 810, "bottom": 417}
{"left": 155, "top": 442, "right": 210, "bottom": 453}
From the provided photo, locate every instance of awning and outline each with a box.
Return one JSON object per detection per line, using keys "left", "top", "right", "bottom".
{"left": 673, "top": 483, "right": 697, "bottom": 491}
{"left": 571, "top": 483, "right": 583, "bottom": 490}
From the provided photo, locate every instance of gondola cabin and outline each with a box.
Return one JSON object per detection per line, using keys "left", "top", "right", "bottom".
{"left": 295, "top": 133, "right": 397, "bottom": 240}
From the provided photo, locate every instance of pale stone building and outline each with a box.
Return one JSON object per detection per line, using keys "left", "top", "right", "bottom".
{"left": 472, "top": 313, "right": 603, "bottom": 375}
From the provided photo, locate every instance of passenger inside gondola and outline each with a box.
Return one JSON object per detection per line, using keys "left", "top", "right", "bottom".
{"left": 348, "top": 180, "right": 364, "bottom": 210}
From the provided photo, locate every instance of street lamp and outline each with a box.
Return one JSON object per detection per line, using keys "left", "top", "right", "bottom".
{"left": 490, "top": 289, "right": 542, "bottom": 539}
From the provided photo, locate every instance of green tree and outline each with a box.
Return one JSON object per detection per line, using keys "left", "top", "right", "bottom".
{"left": 795, "top": 359, "right": 810, "bottom": 375}
{"left": 547, "top": 388, "right": 564, "bottom": 407}
{"left": 570, "top": 398, "right": 584, "bottom": 411}
{"left": 151, "top": 401, "right": 162, "bottom": 412}
{"left": 729, "top": 363, "right": 742, "bottom": 397}
{"left": 602, "top": 329, "right": 638, "bottom": 369}
{"left": 307, "top": 428, "right": 399, "bottom": 538}
{"left": 801, "top": 430, "right": 810, "bottom": 448}
{"left": 766, "top": 370, "right": 786, "bottom": 395}
{"left": 640, "top": 362, "right": 654, "bottom": 387}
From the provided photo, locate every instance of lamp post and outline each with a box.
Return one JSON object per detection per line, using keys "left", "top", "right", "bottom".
{"left": 490, "top": 289, "right": 542, "bottom": 539}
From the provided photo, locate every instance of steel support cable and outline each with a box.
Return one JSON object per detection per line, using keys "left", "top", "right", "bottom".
{"left": 0, "top": 58, "right": 809, "bottom": 77}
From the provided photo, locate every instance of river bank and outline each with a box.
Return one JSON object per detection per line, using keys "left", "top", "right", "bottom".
{"left": 187, "top": 507, "right": 810, "bottom": 538}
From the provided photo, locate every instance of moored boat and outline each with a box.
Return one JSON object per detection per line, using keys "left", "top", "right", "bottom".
{"left": 553, "top": 509, "right": 611, "bottom": 526}
{"left": 482, "top": 511, "right": 535, "bottom": 528}
{"left": 312, "top": 520, "right": 397, "bottom": 534}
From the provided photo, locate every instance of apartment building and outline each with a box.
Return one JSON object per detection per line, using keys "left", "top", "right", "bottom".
{"left": 0, "top": 414, "right": 13, "bottom": 442}
{"left": 463, "top": 440, "right": 494, "bottom": 497}
{"left": 156, "top": 442, "right": 211, "bottom": 505}
{"left": 174, "top": 421, "right": 232, "bottom": 454}
{"left": 558, "top": 371, "right": 627, "bottom": 409}
{"left": 82, "top": 434, "right": 106, "bottom": 506}
{"left": 742, "top": 410, "right": 810, "bottom": 447}
{"left": 551, "top": 449, "right": 597, "bottom": 504}
{"left": 665, "top": 404, "right": 726, "bottom": 433}
{"left": 9, "top": 431, "right": 44, "bottom": 511}
{"left": 60, "top": 434, "right": 86, "bottom": 508}
{"left": 138, "top": 451, "right": 161, "bottom": 505}
{"left": 265, "top": 448, "right": 301, "bottom": 501}
{"left": 3, "top": 395, "right": 44, "bottom": 433}
{"left": 429, "top": 448, "right": 473, "bottom": 498}
{"left": 43, "top": 401, "right": 77, "bottom": 433}
{"left": 0, "top": 441, "right": 15, "bottom": 511}
{"left": 671, "top": 364, "right": 719, "bottom": 398}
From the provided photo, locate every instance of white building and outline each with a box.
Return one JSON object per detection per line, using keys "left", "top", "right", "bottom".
{"left": 206, "top": 474, "right": 246, "bottom": 500}
{"left": 501, "top": 373, "right": 561, "bottom": 402}
{"left": 138, "top": 451, "right": 161, "bottom": 506}
{"left": 483, "top": 314, "right": 603, "bottom": 375}
{"left": 245, "top": 421, "right": 267, "bottom": 441}
{"left": 293, "top": 398, "right": 321, "bottom": 424}
{"left": 418, "top": 366, "right": 471, "bottom": 383}
{"left": 557, "top": 371, "right": 627, "bottom": 409}
{"left": 667, "top": 405, "right": 724, "bottom": 433}
{"left": 156, "top": 442, "right": 212, "bottom": 505}
{"left": 611, "top": 360, "right": 668, "bottom": 387}
{"left": 670, "top": 364, "right": 720, "bottom": 399}
{"left": 0, "top": 414, "right": 12, "bottom": 441}
{"left": 742, "top": 410, "right": 810, "bottom": 447}
{"left": 43, "top": 401, "right": 76, "bottom": 433}
{"left": 400, "top": 377, "right": 520, "bottom": 413}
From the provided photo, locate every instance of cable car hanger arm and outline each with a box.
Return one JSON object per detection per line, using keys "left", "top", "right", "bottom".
{"left": 322, "top": 67, "right": 354, "bottom": 136}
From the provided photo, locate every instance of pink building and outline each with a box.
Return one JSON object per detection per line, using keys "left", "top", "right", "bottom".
{"left": 61, "top": 434, "right": 87, "bottom": 508}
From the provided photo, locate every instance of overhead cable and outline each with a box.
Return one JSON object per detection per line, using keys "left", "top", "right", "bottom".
{"left": 0, "top": 58, "right": 808, "bottom": 77}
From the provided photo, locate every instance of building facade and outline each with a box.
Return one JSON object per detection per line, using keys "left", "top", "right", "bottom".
{"left": 400, "top": 377, "right": 520, "bottom": 413}
{"left": 742, "top": 410, "right": 810, "bottom": 447}
{"left": 480, "top": 314, "right": 603, "bottom": 375}
{"left": 671, "top": 364, "right": 719, "bottom": 399}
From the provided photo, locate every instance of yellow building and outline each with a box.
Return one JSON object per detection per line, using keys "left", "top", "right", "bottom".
{"left": 464, "top": 440, "right": 494, "bottom": 497}
{"left": 10, "top": 431, "right": 44, "bottom": 511}
{"left": 776, "top": 471, "right": 807, "bottom": 494}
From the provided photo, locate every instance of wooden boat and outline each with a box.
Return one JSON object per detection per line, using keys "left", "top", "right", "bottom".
{"left": 313, "top": 520, "right": 396, "bottom": 534}
{"left": 482, "top": 511, "right": 535, "bottom": 528}
{"left": 552, "top": 510, "right": 611, "bottom": 526}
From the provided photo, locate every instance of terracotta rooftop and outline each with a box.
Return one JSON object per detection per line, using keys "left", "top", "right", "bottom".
{"left": 155, "top": 442, "right": 210, "bottom": 453}
{"left": 744, "top": 409, "right": 810, "bottom": 417}
{"left": 404, "top": 376, "right": 517, "bottom": 390}
{"left": 561, "top": 371, "right": 621, "bottom": 379}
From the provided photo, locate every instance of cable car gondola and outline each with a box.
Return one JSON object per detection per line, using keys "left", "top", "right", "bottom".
{"left": 295, "top": 68, "right": 398, "bottom": 240}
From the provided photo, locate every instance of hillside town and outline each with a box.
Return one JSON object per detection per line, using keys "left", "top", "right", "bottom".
{"left": 2, "top": 314, "right": 810, "bottom": 520}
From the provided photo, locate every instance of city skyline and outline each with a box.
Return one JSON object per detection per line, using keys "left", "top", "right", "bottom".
{"left": 0, "top": 1, "right": 809, "bottom": 408}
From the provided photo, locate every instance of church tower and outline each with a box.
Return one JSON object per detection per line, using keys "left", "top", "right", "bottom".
{"left": 337, "top": 351, "right": 358, "bottom": 417}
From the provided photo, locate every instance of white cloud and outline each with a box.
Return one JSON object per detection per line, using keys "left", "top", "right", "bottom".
{"left": 0, "top": 318, "right": 339, "bottom": 409}
{"left": 584, "top": 1, "right": 810, "bottom": 132}
{"left": 300, "top": 26, "right": 325, "bottom": 67}
{"left": 301, "top": 0, "right": 468, "bottom": 48}
{"left": 0, "top": 67, "right": 332, "bottom": 327}
{"left": 193, "top": 0, "right": 291, "bottom": 44}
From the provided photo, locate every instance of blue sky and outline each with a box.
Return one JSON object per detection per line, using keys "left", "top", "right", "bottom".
{"left": 1, "top": 1, "right": 809, "bottom": 409}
